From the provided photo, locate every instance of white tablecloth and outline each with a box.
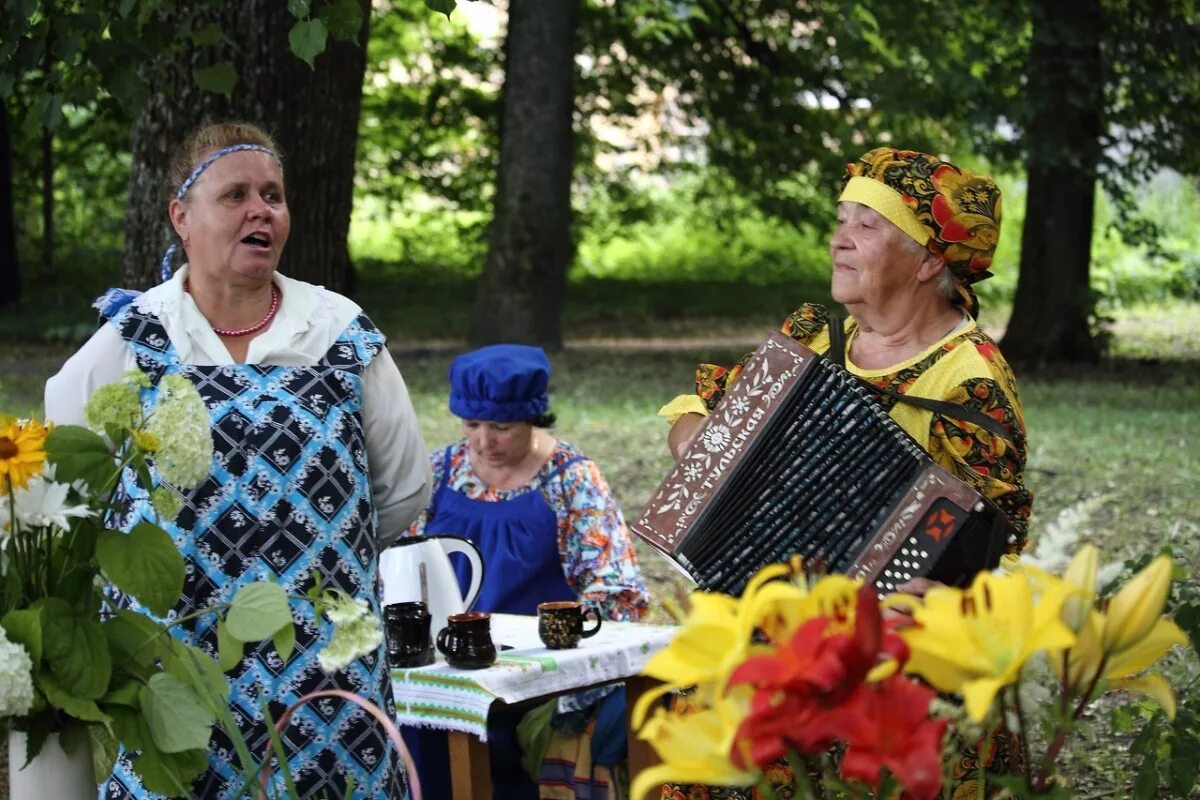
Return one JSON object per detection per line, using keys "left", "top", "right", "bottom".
{"left": 390, "top": 613, "right": 675, "bottom": 740}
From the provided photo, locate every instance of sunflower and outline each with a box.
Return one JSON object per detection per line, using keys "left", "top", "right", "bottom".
{"left": 0, "top": 416, "right": 50, "bottom": 493}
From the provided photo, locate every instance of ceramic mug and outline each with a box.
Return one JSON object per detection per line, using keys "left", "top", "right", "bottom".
{"left": 537, "top": 601, "right": 602, "bottom": 649}
{"left": 436, "top": 611, "right": 497, "bottom": 669}
{"left": 383, "top": 601, "right": 434, "bottom": 668}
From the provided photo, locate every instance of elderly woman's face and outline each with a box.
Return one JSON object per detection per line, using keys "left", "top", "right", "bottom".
{"left": 170, "top": 150, "right": 290, "bottom": 285}
{"left": 829, "top": 202, "right": 928, "bottom": 309}
{"left": 462, "top": 420, "right": 534, "bottom": 470}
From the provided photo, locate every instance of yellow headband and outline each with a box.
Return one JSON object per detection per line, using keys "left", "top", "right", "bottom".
{"left": 837, "top": 176, "right": 931, "bottom": 246}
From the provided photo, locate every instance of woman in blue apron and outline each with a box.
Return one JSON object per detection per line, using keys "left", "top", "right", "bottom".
{"left": 402, "top": 344, "right": 651, "bottom": 798}
{"left": 43, "top": 122, "right": 431, "bottom": 799}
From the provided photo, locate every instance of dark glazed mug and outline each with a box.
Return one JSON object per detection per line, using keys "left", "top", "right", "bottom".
{"left": 537, "top": 601, "right": 602, "bottom": 649}
{"left": 383, "top": 601, "right": 434, "bottom": 668}
{"left": 436, "top": 611, "right": 497, "bottom": 669}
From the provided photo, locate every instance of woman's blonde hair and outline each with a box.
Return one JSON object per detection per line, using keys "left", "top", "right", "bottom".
{"left": 167, "top": 121, "right": 284, "bottom": 202}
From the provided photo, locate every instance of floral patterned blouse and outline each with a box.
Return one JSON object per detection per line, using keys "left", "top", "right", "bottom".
{"left": 690, "top": 303, "right": 1033, "bottom": 553}
{"left": 405, "top": 439, "right": 651, "bottom": 622}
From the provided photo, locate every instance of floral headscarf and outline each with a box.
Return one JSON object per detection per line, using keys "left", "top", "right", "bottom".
{"left": 838, "top": 147, "right": 1002, "bottom": 317}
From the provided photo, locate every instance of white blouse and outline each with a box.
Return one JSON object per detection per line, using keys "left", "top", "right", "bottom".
{"left": 43, "top": 266, "right": 432, "bottom": 545}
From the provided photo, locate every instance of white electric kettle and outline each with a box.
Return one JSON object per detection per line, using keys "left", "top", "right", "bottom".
{"left": 379, "top": 535, "right": 485, "bottom": 628}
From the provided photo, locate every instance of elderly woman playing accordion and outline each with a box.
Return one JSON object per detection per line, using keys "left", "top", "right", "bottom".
{"left": 659, "top": 147, "right": 1034, "bottom": 798}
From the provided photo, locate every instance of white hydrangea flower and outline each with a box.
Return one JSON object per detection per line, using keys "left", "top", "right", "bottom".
{"left": 324, "top": 592, "right": 371, "bottom": 625}
{"left": 317, "top": 592, "right": 383, "bottom": 675}
{"left": 84, "top": 376, "right": 144, "bottom": 433}
{"left": 146, "top": 375, "right": 213, "bottom": 490}
{"left": 0, "top": 627, "right": 34, "bottom": 717}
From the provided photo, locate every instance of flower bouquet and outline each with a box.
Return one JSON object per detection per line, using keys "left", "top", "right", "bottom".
{"left": 631, "top": 550, "right": 1190, "bottom": 799}
{"left": 1, "top": 372, "right": 416, "bottom": 798}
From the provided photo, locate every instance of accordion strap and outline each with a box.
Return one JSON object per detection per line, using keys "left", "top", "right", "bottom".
{"left": 824, "top": 314, "right": 1011, "bottom": 440}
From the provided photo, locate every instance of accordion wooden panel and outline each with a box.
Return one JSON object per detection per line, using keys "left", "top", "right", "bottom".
{"left": 632, "top": 331, "right": 1009, "bottom": 597}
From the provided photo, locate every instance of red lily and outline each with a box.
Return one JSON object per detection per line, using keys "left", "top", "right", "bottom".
{"left": 832, "top": 676, "right": 948, "bottom": 800}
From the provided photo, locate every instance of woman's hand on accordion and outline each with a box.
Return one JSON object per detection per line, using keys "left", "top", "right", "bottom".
{"left": 668, "top": 413, "right": 707, "bottom": 462}
{"left": 883, "top": 577, "right": 945, "bottom": 628}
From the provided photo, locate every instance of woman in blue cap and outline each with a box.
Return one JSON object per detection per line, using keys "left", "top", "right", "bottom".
{"left": 403, "top": 343, "right": 650, "bottom": 798}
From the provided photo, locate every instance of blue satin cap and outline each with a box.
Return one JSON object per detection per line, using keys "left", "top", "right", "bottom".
{"left": 448, "top": 344, "right": 551, "bottom": 422}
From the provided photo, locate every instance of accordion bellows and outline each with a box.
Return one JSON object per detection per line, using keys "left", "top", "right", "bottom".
{"left": 633, "top": 332, "right": 1009, "bottom": 597}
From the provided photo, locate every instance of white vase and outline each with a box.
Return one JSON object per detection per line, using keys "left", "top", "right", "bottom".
{"left": 8, "top": 729, "right": 95, "bottom": 799}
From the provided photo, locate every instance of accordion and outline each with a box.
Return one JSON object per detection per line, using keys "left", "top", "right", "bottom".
{"left": 632, "top": 331, "right": 1010, "bottom": 597}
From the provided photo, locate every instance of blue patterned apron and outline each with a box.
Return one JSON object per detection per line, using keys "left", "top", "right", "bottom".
{"left": 99, "top": 304, "right": 406, "bottom": 800}
{"left": 426, "top": 444, "right": 581, "bottom": 616}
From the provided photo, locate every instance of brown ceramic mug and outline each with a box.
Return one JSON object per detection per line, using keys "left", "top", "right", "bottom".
{"left": 383, "top": 601, "right": 434, "bottom": 668}
{"left": 436, "top": 611, "right": 497, "bottom": 669}
{"left": 537, "top": 601, "right": 602, "bottom": 649}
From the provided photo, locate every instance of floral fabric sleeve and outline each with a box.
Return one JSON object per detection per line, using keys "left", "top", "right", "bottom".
{"left": 925, "top": 377, "right": 1033, "bottom": 552}
{"left": 546, "top": 456, "right": 651, "bottom": 622}
{"left": 695, "top": 304, "right": 831, "bottom": 411}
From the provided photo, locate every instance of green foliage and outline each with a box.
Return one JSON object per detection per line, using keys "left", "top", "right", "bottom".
{"left": 0, "top": 0, "right": 368, "bottom": 130}
{"left": 354, "top": 0, "right": 499, "bottom": 259}
{"left": 576, "top": 176, "right": 829, "bottom": 285}
{"left": 1105, "top": 552, "right": 1200, "bottom": 798}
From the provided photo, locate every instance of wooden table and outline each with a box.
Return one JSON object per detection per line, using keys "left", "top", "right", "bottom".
{"left": 392, "top": 614, "right": 672, "bottom": 800}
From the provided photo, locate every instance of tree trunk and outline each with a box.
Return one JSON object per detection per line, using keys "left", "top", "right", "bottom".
{"left": 1001, "top": 0, "right": 1104, "bottom": 365}
{"left": 0, "top": 99, "right": 20, "bottom": 308}
{"left": 469, "top": 0, "right": 580, "bottom": 350}
{"left": 40, "top": 125, "right": 53, "bottom": 279}
{"left": 123, "top": 1, "right": 370, "bottom": 293}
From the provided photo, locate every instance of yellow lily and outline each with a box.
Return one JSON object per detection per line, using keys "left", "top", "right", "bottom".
{"left": 631, "top": 562, "right": 866, "bottom": 794}
{"left": 1103, "top": 554, "right": 1174, "bottom": 652}
{"left": 629, "top": 692, "right": 758, "bottom": 800}
{"left": 1059, "top": 544, "right": 1099, "bottom": 631}
{"left": 1049, "top": 550, "right": 1187, "bottom": 719}
{"left": 889, "top": 569, "right": 1076, "bottom": 722}
{"left": 633, "top": 564, "right": 863, "bottom": 726}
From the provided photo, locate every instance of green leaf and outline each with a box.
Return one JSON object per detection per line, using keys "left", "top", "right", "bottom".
{"left": 225, "top": 581, "right": 292, "bottom": 642}
{"left": 97, "top": 522, "right": 186, "bottom": 617}
{"left": 319, "top": 0, "right": 363, "bottom": 42}
{"left": 1169, "top": 755, "right": 1199, "bottom": 798}
{"left": 89, "top": 723, "right": 120, "bottom": 786}
{"left": 41, "top": 599, "right": 111, "bottom": 700}
{"left": 288, "top": 18, "right": 328, "bottom": 67}
{"left": 141, "top": 672, "right": 216, "bottom": 754}
{"left": 272, "top": 620, "right": 296, "bottom": 663}
{"left": 109, "top": 704, "right": 151, "bottom": 751}
{"left": 103, "top": 609, "right": 170, "bottom": 671}
{"left": 45, "top": 425, "right": 115, "bottom": 491}
{"left": 424, "top": 0, "right": 456, "bottom": 17}
{"left": 103, "top": 679, "right": 143, "bottom": 708}
{"left": 133, "top": 745, "right": 210, "bottom": 797}
{"left": 161, "top": 638, "right": 232, "bottom": 715}
{"left": 2, "top": 607, "right": 44, "bottom": 664}
{"left": 118, "top": 0, "right": 136, "bottom": 16}
{"left": 287, "top": 0, "right": 311, "bottom": 17}
{"left": 191, "top": 22, "right": 222, "bottom": 47}
{"left": 216, "top": 619, "right": 243, "bottom": 673}
{"left": 193, "top": 61, "right": 237, "bottom": 97}
{"left": 1134, "top": 757, "right": 1160, "bottom": 799}
{"left": 40, "top": 672, "right": 113, "bottom": 726}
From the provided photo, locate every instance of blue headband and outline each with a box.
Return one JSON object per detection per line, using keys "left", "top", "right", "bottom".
{"left": 448, "top": 344, "right": 551, "bottom": 422}
{"left": 160, "top": 143, "right": 280, "bottom": 282}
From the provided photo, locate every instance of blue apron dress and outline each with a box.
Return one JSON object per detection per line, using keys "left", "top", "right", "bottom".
{"left": 404, "top": 446, "right": 583, "bottom": 798}
{"left": 99, "top": 303, "right": 406, "bottom": 799}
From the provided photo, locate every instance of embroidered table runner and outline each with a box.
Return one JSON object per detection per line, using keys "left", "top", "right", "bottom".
{"left": 391, "top": 613, "right": 676, "bottom": 740}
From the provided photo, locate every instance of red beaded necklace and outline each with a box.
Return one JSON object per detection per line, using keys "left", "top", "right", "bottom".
{"left": 185, "top": 280, "right": 282, "bottom": 337}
